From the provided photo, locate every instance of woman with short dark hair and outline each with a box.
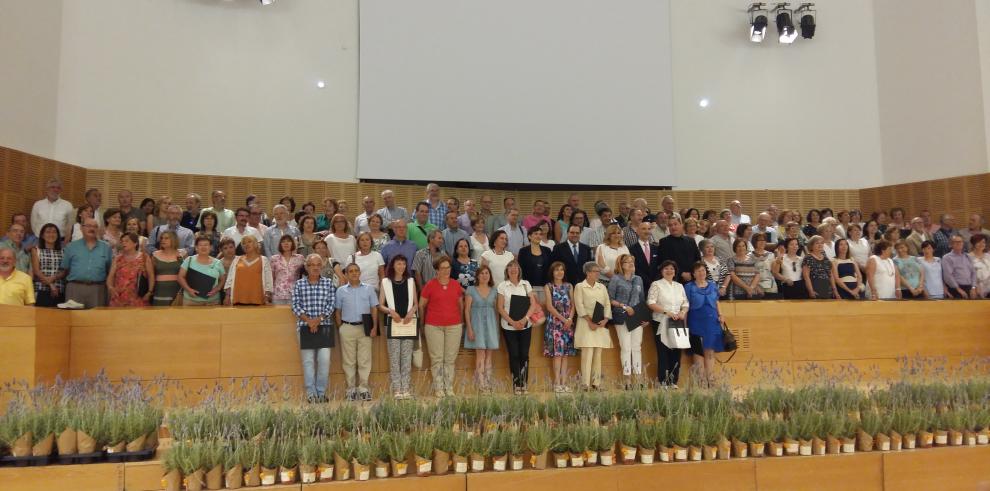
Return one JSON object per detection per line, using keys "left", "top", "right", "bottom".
{"left": 272, "top": 235, "right": 305, "bottom": 305}
{"left": 802, "top": 236, "right": 837, "bottom": 299}
{"left": 107, "top": 232, "right": 154, "bottom": 307}
{"left": 685, "top": 260, "right": 725, "bottom": 387}
{"left": 178, "top": 235, "right": 227, "bottom": 306}
{"left": 866, "top": 240, "right": 900, "bottom": 300}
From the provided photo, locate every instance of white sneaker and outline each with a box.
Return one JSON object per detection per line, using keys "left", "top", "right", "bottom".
{"left": 57, "top": 299, "right": 85, "bottom": 309}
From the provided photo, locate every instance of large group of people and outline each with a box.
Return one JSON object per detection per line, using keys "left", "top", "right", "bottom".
{"left": 2, "top": 178, "right": 989, "bottom": 400}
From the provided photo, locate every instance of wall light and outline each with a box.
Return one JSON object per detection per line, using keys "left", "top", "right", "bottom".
{"left": 797, "top": 3, "right": 817, "bottom": 39}
{"left": 773, "top": 3, "right": 797, "bottom": 44}
{"left": 748, "top": 3, "right": 769, "bottom": 43}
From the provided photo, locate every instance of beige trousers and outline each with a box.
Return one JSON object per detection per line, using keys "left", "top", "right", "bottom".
{"left": 424, "top": 323, "right": 463, "bottom": 394}
{"left": 339, "top": 324, "right": 372, "bottom": 391}
{"left": 580, "top": 347, "right": 603, "bottom": 388}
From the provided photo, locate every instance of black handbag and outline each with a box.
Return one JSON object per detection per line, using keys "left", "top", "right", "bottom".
{"left": 716, "top": 322, "right": 738, "bottom": 363}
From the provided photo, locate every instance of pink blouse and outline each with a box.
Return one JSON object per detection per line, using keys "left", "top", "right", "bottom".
{"left": 271, "top": 253, "right": 305, "bottom": 301}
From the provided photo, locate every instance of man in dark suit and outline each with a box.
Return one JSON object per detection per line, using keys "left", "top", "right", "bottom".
{"left": 657, "top": 216, "right": 701, "bottom": 283}
{"left": 627, "top": 221, "right": 660, "bottom": 288}
{"left": 552, "top": 224, "right": 593, "bottom": 285}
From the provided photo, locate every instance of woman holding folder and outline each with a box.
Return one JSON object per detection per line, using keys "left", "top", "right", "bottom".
{"left": 495, "top": 260, "right": 539, "bottom": 395}
{"left": 606, "top": 254, "right": 647, "bottom": 388}
{"left": 378, "top": 254, "right": 418, "bottom": 400}
{"left": 573, "top": 261, "right": 612, "bottom": 390}
{"left": 178, "top": 235, "right": 226, "bottom": 305}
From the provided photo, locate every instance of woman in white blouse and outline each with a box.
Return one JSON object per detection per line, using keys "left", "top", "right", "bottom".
{"left": 772, "top": 237, "right": 806, "bottom": 299}
{"left": 866, "top": 241, "right": 901, "bottom": 300}
{"left": 646, "top": 260, "right": 689, "bottom": 388}
{"left": 469, "top": 217, "right": 490, "bottom": 261}
{"left": 323, "top": 213, "right": 356, "bottom": 261}
{"left": 494, "top": 260, "right": 540, "bottom": 394}
{"left": 845, "top": 223, "right": 871, "bottom": 271}
{"left": 480, "top": 230, "right": 514, "bottom": 287}
{"left": 344, "top": 232, "right": 386, "bottom": 290}
{"left": 596, "top": 224, "right": 629, "bottom": 283}
{"left": 968, "top": 234, "right": 990, "bottom": 298}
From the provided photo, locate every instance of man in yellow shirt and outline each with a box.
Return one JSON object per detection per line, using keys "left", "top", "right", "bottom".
{"left": 0, "top": 248, "right": 35, "bottom": 306}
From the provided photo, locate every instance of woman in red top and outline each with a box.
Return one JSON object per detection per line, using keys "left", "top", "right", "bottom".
{"left": 418, "top": 256, "right": 464, "bottom": 397}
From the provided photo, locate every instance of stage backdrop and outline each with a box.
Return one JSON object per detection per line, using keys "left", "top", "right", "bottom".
{"left": 357, "top": 0, "right": 676, "bottom": 187}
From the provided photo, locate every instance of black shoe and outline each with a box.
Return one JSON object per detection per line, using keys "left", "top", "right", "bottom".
{"left": 306, "top": 395, "right": 317, "bottom": 404}
{"left": 359, "top": 390, "right": 372, "bottom": 401}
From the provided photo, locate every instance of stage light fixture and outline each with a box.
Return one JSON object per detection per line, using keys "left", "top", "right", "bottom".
{"left": 260, "top": 0, "right": 275, "bottom": 5}
{"left": 748, "top": 3, "right": 769, "bottom": 43}
{"left": 773, "top": 3, "right": 797, "bottom": 44}
{"left": 797, "top": 3, "right": 816, "bottom": 39}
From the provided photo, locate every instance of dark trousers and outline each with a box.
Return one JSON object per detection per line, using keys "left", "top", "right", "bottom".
{"left": 502, "top": 328, "right": 531, "bottom": 388}
{"left": 779, "top": 281, "right": 808, "bottom": 299}
{"left": 652, "top": 323, "right": 681, "bottom": 386}
{"left": 35, "top": 289, "right": 64, "bottom": 307}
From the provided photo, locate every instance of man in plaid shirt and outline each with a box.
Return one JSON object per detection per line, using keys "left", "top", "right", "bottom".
{"left": 425, "top": 182, "right": 448, "bottom": 230}
{"left": 291, "top": 254, "right": 337, "bottom": 403}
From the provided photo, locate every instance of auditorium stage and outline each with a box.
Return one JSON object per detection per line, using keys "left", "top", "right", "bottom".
{"left": 2, "top": 300, "right": 989, "bottom": 401}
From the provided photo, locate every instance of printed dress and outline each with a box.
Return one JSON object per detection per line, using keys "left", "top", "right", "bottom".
{"left": 111, "top": 253, "right": 148, "bottom": 307}
{"left": 543, "top": 283, "right": 576, "bottom": 357}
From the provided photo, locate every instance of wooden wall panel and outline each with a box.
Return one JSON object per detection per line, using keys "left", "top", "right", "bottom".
{"left": 755, "top": 453, "right": 883, "bottom": 491}
{"left": 860, "top": 172, "right": 990, "bottom": 221}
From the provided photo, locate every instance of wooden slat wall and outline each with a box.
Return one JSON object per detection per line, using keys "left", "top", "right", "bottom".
{"left": 859, "top": 173, "right": 990, "bottom": 220}
{"left": 0, "top": 147, "right": 86, "bottom": 229}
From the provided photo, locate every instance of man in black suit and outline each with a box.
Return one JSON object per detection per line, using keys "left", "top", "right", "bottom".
{"left": 552, "top": 224, "right": 593, "bottom": 285}
{"left": 627, "top": 221, "right": 660, "bottom": 288}
{"left": 656, "top": 216, "right": 701, "bottom": 283}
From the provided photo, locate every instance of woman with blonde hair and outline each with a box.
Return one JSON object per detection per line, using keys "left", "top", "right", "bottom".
{"left": 145, "top": 195, "right": 172, "bottom": 235}
{"left": 151, "top": 230, "right": 182, "bottom": 306}
{"left": 224, "top": 235, "right": 273, "bottom": 305}
{"left": 596, "top": 224, "right": 629, "bottom": 283}
{"left": 495, "top": 259, "right": 540, "bottom": 394}
{"left": 606, "top": 253, "right": 646, "bottom": 388}
{"left": 324, "top": 213, "right": 356, "bottom": 261}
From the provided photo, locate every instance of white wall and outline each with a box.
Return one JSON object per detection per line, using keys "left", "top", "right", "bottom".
{"left": 54, "top": 0, "right": 358, "bottom": 181}
{"left": 671, "top": 0, "right": 884, "bottom": 189}
{"left": 0, "top": 0, "right": 62, "bottom": 157}
{"left": 978, "top": 0, "right": 990, "bottom": 172}
{"left": 874, "top": 0, "right": 989, "bottom": 184}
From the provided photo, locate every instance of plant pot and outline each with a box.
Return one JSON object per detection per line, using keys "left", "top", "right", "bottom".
{"left": 162, "top": 469, "right": 181, "bottom": 491}
{"left": 186, "top": 469, "right": 206, "bottom": 491}
{"left": 453, "top": 455, "right": 468, "bottom": 473}
{"left": 206, "top": 464, "right": 223, "bottom": 489}
{"left": 225, "top": 464, "right": 243, "bottom": 489}
{"left": 919, "top": 430, "right": 934, "bottom": 448}
{"left": 748, "top": 442, "right": 765, "bottom": 458}
{"left": 471, "top": 453, "right": 486, "bottom": 472}
{"left": 300, "top": 464, "right": 318, "bottom": 484}
{"left": 433, "top": 449, "right": 450, "bottom": 475}
{"left": 841, "top": 437, "right": 856, "bottom": 453}
{"left": 963, "top": 430, "right": 977, "bottom": 446}
{"left": 689, "top": 446, "right": 703, "bottom": 461}
{"left": 9, "top": 432, "right": 32, "bottom": 458}
{"left": 511, "top": 455, "right": 524, "bottom": 470}
{"left": 934, "top": 430, "right": 948, "bottom": 446}
{"left": 126, "top": 434, "right": 146, "bottom": 453}
{"left": 599, "top": 449, "right": 615, "bottom": 466}
{"left": 583, "top": 450, "right": 598, "bottom": 466}
{"left": 106, "top": 441, "right": 126, "bottom": 454}
{"left": 317, "top": 463, "right": 334, "bottom": 482}
{"left": 731, "top": 439, "right": 748, "bottom": 458}
{"left": 798, "top": 439, "right": 812, "bottom": 456}
{"left": 352, "top": 461, "right": 370, "bottom": 481}
{"left": 76, "top": 430, "right": 97, "bottom": 454}
{"left": 949, "top": 430, "right": 963, "bottom": 446}
{"left": 334, "top": 454, "right": 351, "bottom": 480}
{"left": 144, "top": 429, "right": 159, "bottom": 451}
{"left": 977, "top": 428, "right": 989, "bottom": 445}
{"left": 717, "top": 439, "right": 731, "bottom": 460}
{"left": 57, "top": 428, "right": 77, "bottom": 456}
{"left": 673, "top": 445, "right": 688, "bottom": 462}
{"left": 767, "top": 441, "right": 783, "bottom": 457}
{"left": 553, "top": 452, "right": 569, "bottom": 468}
{"left": 32, "top": 433, "right": 54, "bottom": 457}
{"left": 414, "top": 454, "right": 433, "bottom": 476}
{"left": 825, "top": 436, "right": 841, "bottom": 454}
{"left": 492, "top": 454, "right": 508, "bottom": 471}
{"left": 657, "top": 445, "right": 672, "bottom": 463}
{"left": 278, "top": 465, "right": 297, "bottom": 484}
{"left": 702, "top": 445, "right": 718, "bottom": 460}
{"left": 390, "top": 459, "right": 407, "bottom": 477}
{"left": 620, "top": 444, "right": 637, "bottom": 463}
{"left": 243, "top": 465, "right": 261, "bottom": 487}
{"left": 903, "top": 433, "right": 917, "bottom": 449}
{"left": 529, "top": 451, "right": 548, "bottom": 470}
{"left": 570, "top": 452, "right": 585, "bottom": 467}
{"left": 259, "top": 466, "right": 277, "bottom": 486}
{"left": 875, "top": 433, "right": 891, "bottom": 451}
{"left": 857, "top": 430, "right": 874, "bottom": 452}
{"left": 639, "top": 447, "right": 656, "bottom": 464}
{"left": 782, "top": 438, "right": 799, "bottom": 456}
{"left": 890, "top": 431, "right": 903, "bottom": 451}
{"left": 812, "top": 437, "right": 826, "bottom": 456}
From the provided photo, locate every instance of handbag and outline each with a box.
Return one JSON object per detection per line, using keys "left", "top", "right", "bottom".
{"left": 658, "top": 318, "right": 691, "bottom": 349}
{"left": 715, "top": 321, "right": 738, "bottom": 363}
{"left": 523, "top": 284, "right": 546, "bottom": 327}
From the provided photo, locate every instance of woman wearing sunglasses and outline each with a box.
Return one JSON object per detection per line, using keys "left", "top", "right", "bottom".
{"left": 772, "top": 237, "right": 806, "bottom": 299}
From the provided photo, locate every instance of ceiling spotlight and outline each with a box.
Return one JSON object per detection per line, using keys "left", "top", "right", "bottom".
{"left": 773, "top": 3, "right": 797, "bottom": 44}
{"left": 260, "top": 0, "right": 275, "bottom": 5}
{"left": 797, "top": 3, "right": 816, "bottom": 39}
{"left": 748, "top": 3, "right": 769, "bottom": 43}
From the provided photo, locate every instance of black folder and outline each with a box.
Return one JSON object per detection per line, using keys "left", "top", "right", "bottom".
{"left": 592, "top": 302, "right": 606, "bottom": 324}
{"left": 300, "top": 326, "right": 333, "bottom": 350}
{"left": 509, "top": 294, "right": 531, "bottom": 321}
{"left": 186, "top": 267, "right": 215, "bottom": 298}
{"left": 362, "top": 313, "right": 374, "bottom": 336}
{"left": 632, "top": 302, "right": 653, "bottom": 325}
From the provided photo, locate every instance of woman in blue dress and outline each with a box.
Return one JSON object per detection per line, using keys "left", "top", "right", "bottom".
{"left": 685, "top": 261, "right": 725, "bottom": 387}
{"left": 464, "top": 265, "right": 499, "bottom": 391}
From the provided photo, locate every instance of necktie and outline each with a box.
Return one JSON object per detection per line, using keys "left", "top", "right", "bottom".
{"left": 572, "top": 243, "right": 578, "bottom": 259}
{"left": 643, "top": 242, "right": 650, "bottom": 263}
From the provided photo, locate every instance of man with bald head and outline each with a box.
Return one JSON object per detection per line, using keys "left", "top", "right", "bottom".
{"left": 0, "top": 248, "right": 34, "bottom": 306}
{"left": 354, "top": 195, "right": 377, "bottom": 234}
{"left": 376, "top": 189, "right": 409, "bottom": 231}
{"left": 61, "top": 217, "right": 113, "bottom": 308}
{"left": 728, "top": 200, "right": 751, "bottom": 225}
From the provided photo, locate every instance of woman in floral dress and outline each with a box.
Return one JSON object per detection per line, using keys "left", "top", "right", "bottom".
{"left": 543, "top": 261, "right": 576, "bottom": 393}
{"left": 271, "top": 235, "right": 305, "bottom": 305}
{"left": 107, "top": 232, "right": 154, "bottom": 307}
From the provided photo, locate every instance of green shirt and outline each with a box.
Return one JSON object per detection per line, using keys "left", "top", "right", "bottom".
{"left": 406, "top": 221, "right": 437, "bottom": 250}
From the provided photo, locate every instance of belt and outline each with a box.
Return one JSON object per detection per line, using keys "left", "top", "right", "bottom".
{"left": 69, "top": 280, "right": 103, "bottom": 285}
{"left": 342, "top": 321, "right": 363, "bottom": 326}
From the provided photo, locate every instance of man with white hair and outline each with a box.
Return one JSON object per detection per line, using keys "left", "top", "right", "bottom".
{"left": 751, "top": 212, "right": 779, "bottom": 243}
{"left": 959, "top": 213, "right": 990, "bottom": 249}
{"left": 353, "top": 195, "right": 377, "bottom": 234}
{"left": 30, "top": 177, "right": 74, "bottom": 239}
{"left": 904, "top": 217, "right": 932, "bottom": 256}
{"left": 728, "top": 200, "right": 751, "bottom": 225}
{"left": 376, "top": 189, "right": 409, "bottom": 232}
{"left": 263, "top": 204, "right": 301, "bottom": 258}
{"left": 0, "top": 248, "right": 34, "bottom": 306}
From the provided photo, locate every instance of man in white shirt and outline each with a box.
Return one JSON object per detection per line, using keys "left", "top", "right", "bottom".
{"left": 221, "top": 207, "right": 263, "bottom": 251}
{"left": 751, "top": 212, "right": 779, "bottom": 243}
{"left": 728, "top": 200, "right": 751, "bottom": 225}
{"left": 247, "top": 204, "right": 268, "bottom": 236}
{"left": 498, "top": 208, "right": 529, "bottom": 254}
{"left": 30, "top": 178, "right": 74, "bottom": 240}
{"left": 84, "top": 188, "right": 104, "bottom": 233}
{"left": 353, "top": 195, "right": 377, "bottom": 234}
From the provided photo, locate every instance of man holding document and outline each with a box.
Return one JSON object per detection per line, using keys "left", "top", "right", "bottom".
{"left": 292, "top": 254, "right": 337, "bottom": 403}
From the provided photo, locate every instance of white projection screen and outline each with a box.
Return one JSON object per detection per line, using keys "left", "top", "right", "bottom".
{"left": 357, "top": 0, "right": 675, "bottom": 187}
